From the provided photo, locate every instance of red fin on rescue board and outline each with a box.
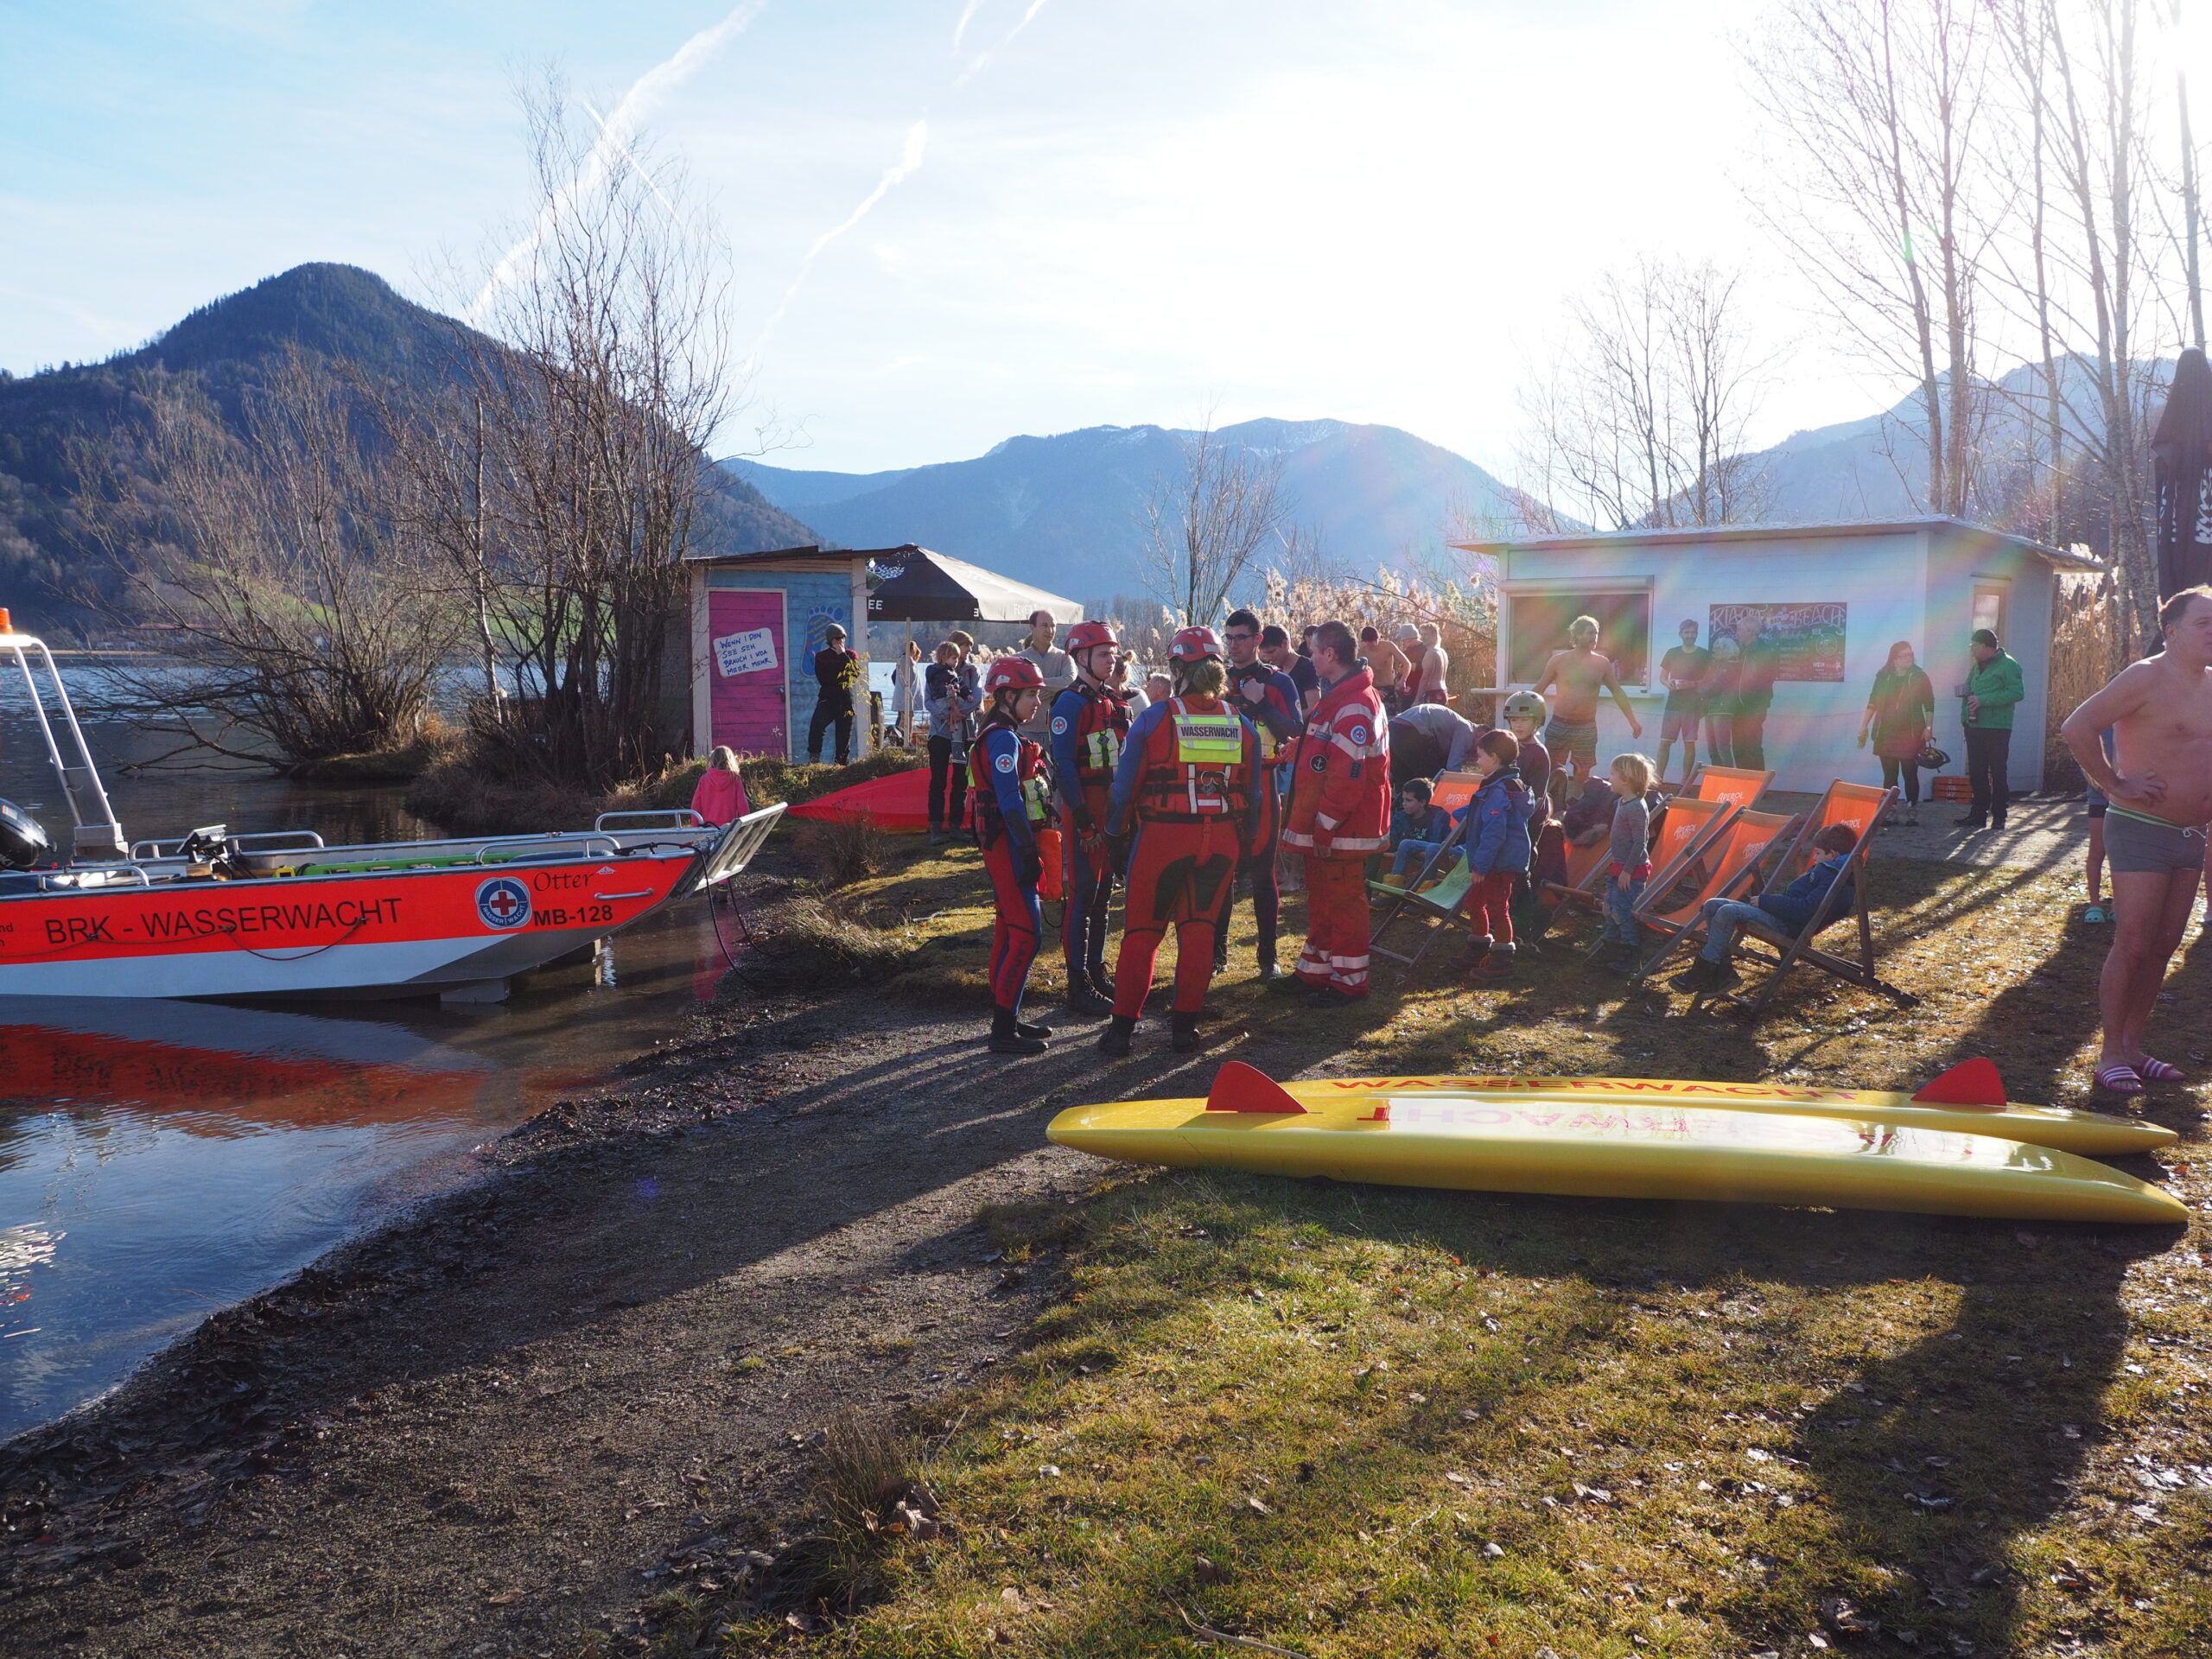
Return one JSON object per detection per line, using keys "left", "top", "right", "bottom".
{"left": 1205, "top": 1061, "right": 1309, "bottom": 1114}
{"left": 1910, "top": 1058, "right": 2007, "bottom": 1109}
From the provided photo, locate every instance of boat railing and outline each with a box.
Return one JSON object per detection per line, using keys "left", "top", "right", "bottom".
{"left": 130, "top": 830, "right": 328, "bottom": 860}
{"left": 594, "top": 809, "right": 707, "bottom": 832}
{"left": 477, "top": 834, "right": 621, "bottom": 865}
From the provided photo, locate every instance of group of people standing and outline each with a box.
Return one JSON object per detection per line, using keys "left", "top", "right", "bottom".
{"left": 1639, "top": 616, "right": 1783, "bottom": 785}
{"left": 957, "top": 612, "right": 1393, "bottom": 1056}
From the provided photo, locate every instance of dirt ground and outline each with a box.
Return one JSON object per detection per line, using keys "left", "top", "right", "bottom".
{"left": 0, "top": 974, "right": 1239, "bottom": 1659}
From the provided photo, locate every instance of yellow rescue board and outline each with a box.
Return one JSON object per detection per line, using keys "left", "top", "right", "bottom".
{"left": 1269, "top": 1073, "right": 2176, "bottom": 1158}
{"left": 1046, "top": 1067, "right": 2187, "bottom": 1226}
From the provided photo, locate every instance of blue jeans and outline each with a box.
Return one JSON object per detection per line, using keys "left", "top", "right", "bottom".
{"left": 1602, "top": 874, "right": 1644, "bottom": 945}
{"left": 1698, "top": 898, "right": 1770, "bottom": 962}
{"left": 1390, "top": 839, "right": 1457, "bottom": 878}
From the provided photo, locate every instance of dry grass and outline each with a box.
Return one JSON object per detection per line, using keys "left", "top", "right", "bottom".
{"left": 705, "top": 836, "right": 2212, "bottom": 1656}
{"left": 797, "top": 817, "right": 889, "bottom": 888}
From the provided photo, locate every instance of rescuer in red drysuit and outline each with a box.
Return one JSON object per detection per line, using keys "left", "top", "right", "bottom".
{"left": 1097, "top": 626, "right": 1266, "bottom": 1057}
{"left": 1276, "top": 619, "right": 1392, "bottom": 1001}
{"left": 1049, "top": 619, "right": 1132, "bottom": 1017}
{"left": 1217, "top": 604, "right": 1305, "bottom": 982}
{"left": 968, "top": 656, "right": 1056, "bottom": 1055}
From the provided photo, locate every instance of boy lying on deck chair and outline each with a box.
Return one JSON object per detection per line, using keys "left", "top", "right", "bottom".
{"left": 1669, "top": 823, "right": 1859, "bottom": 993}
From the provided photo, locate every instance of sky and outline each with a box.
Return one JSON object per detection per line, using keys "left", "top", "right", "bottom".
{"left": 4, "top": 0, "right": 1923, "bottom": 480}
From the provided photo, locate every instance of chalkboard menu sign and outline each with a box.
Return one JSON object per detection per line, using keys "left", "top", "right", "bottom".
{"left": 1708, "top": 602, "right": 1847, "bottom": 683}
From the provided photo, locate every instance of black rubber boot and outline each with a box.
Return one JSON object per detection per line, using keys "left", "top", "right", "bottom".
{"left": 1014, "top": 1014, "right": 1053, "bottom": 1039}
{"left": 988, "top": 1006, "right": 1047, "bottom": 1055}
{"left": 1096, "top": 1014, "right": 1136, "bottom": 1057}
{"left": 1064, "top": 978, "right": 1115, "bottom": 1017}
{"left": 1669, "top": 958, "right": 1719, "bottom": 993}
{"left": 1088, "top": 964, "right": 1117, "bottom": 1004}
{"left": 1171, "top": 1013, "right": 1206, "bottom": 1053}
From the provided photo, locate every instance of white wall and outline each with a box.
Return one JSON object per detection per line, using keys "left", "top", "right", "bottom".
{"left": 1501, "top": 529, "right": 1933, "bottom": 795}
{"left": 1922, "top": 531, "right": 2051, "bottom": 793}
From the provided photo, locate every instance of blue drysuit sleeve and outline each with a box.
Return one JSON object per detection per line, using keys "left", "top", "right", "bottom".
{"left": 1241, "top": 715, "right": 1267, "bottom": 849}
{"left": 1255, "top": 671, "right": 1304, "bottom": 742}
{"left": 1049, "top": 687, "right": 1088, "bottom": 815}
{"left": 981, "top": 727, "right": 1037, "bottom": 855}
{"left": 1107, "top": 701, "right": 1169, "bottom": 838}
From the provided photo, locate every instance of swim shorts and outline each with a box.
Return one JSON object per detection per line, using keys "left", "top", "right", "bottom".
{"left": 1545, "top": 717, "right": 1599, "bottom": 776}
{"left": 1660, "top": 707, "right": 1700, "bottom": 744}
{"left": 2104, "top": 806, "right": 2208, "bottom": 874}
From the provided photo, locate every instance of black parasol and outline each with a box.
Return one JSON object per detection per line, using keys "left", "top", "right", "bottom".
{"left": 2153, "top": 346, "right": 2212, "bottom": 597}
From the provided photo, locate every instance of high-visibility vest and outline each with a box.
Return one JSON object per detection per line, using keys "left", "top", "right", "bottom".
{"left": 1138, "top": 697, "right": 1252, "bottom": 820}
{"left": 1066, "top": 683, "right": 1132, "bottom": 785}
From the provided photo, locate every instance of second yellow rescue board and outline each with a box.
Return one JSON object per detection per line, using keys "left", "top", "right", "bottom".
{"left": 1044, "top": 1064, "right": 2185, "bottom": 1226}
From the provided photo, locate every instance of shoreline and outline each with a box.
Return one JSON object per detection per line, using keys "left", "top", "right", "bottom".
{"left": 0, "top": 963, "right": 1134, "bottom": 1656}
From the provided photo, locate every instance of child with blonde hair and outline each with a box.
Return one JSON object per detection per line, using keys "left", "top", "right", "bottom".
{"left": 1599, "top": 752, "right": 1655, "bottom": 972}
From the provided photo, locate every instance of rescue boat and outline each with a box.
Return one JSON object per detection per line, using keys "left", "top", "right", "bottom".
{"left": 0, "top": 612, "right": 783, "bottom": 1001}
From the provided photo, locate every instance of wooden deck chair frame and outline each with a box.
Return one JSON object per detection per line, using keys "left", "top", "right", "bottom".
{"left": 1580, "top": 796, "right": 1739, "bottom": 960}
{"left": 1541, "top": 833, "right": 1612, "bottom": 916}
{"left": 1370, "top": 838, "right": 1478, "bottom": 972}
{"left": 1626, "top": 808, "right": 1801, "bottom": 983}
{"left": 1689, "top": 782, "right": 1917, "bottom": 1015}
{"left": 1366, "top": 770, "right": 1485, "bottom": 969}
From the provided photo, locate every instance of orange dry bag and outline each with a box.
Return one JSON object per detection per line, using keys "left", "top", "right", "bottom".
{"left": 1036, "top": 827, "right": 1065, "bottom": 900}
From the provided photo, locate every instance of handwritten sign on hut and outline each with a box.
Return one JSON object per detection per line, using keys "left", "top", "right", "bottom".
{"left": 713, "top": 626, "right": 779, "bottom": 679}
{"left": 1708, "top": 602, "right": 1847, "bottom": 683}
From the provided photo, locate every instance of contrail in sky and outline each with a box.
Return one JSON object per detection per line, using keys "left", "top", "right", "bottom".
{"left": 951, "top": 0, "right": 987, "bottom": 49}
{"left": 955, "top": 0, "right": 1056, "bottom": 87}
{"left": 468, "top": 0, "right": 769, "bottom": 321}
{"left": 750, "top": 119, "right": 930, "bottom": 357}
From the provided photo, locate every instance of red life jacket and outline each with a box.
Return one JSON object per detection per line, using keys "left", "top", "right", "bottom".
{"left": 1135, "top": 696, "right": 1255, "bottom": 822}
{"left": 968, "top": 721, "right": 1052, "bottom": 842}
{"left": 1066, "top": 680, "right": 1133, "bottom": 788}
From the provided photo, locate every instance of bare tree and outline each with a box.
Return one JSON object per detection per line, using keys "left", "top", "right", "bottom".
{"left": 1136, "top": 413, "right": 1291, "bottom": 626}
{"left": 424, "top": 73, "right": 739, "bottom": 790}
{"left": 74, "top": 348, "right": 458, "bottom": 764}
{"left": 1518, "top": 258, "right": 1770, "bottom": 530}
{"left": 1746, "top": 0, "right": 2001, "bottom": 516}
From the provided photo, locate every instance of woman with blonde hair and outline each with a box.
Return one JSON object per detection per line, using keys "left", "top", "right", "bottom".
{"left": 690, "top": 746, "right": 753, "bottom": 826}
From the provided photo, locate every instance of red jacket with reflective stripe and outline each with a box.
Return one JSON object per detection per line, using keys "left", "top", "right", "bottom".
{"left": 1282, "top": 664, "right": 1390, "bottom": 858}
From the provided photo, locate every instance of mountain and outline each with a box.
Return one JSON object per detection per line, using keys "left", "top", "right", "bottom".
{"left": 0, "top": 264, "right": 816, "bottom": 636}
{"left": 726, "top": 417, "right": 1547, "bottom": 606}
{"left": 1743, "top": 354, "right": 2173, "bottom": 533}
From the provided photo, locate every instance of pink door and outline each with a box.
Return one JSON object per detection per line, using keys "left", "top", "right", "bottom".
{"left": 709, "top": 588, "right": 789, "bottom": 757}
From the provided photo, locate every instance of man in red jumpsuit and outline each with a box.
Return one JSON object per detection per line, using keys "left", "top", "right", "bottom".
{"left": 967, "top": 656, "right": 1055, "bottom": 1055}
{"left": 1097, "top": 626, "right": 1265, "bottom": 1057}
{"left": 1049, "top": 619, "right": 1132, "bottom": 1015}
{"left": 1278, "top": 619, "right": 1391, "bottom": 1001}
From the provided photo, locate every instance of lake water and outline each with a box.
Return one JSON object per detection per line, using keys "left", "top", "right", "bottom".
{"left": 0, "top": 665, "right": 746, "bottom": 1441}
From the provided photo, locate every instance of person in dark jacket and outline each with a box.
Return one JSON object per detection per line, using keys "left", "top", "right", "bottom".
{"left": 1856, "top": 639, "right": 1935, "bottom": 824}
{"left": 923, "top": 640, "right": 981, "bottom": 842}
{"left": 1670, "top": 823, "right": 1859, "bottom": 992}
{"left": 808, "top": 624, "right": 861, "bottom": 764}
{"left": 1729, "top": 613, "right": 1782, "bottom": 768}
{"left": 1456, "top": 729, "right": 1535, "bottom": 978}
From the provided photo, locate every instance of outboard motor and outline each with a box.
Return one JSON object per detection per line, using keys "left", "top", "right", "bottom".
{"left": 0, "top": 798, "right": 54, "bottom": 871}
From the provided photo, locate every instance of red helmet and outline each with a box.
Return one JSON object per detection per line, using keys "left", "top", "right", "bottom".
{"left": 1065, "top": 619, "right": 1119, "bottom": 655}
{"left": 982, "top": 656, "right": 1046, "bottom": 695}
{"left": 1169, "top": 626, "right": 1224, "bottom": 664}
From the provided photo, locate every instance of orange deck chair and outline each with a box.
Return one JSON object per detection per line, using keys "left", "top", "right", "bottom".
{"left": 1688, "top": 764, "right": 1775, "bottom": 813}
{"left": 1694, "top": 780, "right": 1916, "bottom": 1014}
{"left": 1626, "top": 807, "right": 1800, "bottom": 982}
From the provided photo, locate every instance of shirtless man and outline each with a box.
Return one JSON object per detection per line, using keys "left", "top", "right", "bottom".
{"left": 2061, "top": 586, "right": 2212, "bottom": 1097}
{"left": 1532, "top": 614, "right": 1643, "bottom": 809}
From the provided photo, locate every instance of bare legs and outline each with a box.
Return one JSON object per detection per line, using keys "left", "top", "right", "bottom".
{"left": 2098, "top": 867, "right": 2202, "bottom": 1069}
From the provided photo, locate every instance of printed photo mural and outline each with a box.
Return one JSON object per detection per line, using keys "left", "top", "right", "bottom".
{"left": 1708, "top": 601, "right": 1847, "bottom": 683}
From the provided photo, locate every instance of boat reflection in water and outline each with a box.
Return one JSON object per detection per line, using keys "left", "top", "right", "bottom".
{"left": 0, "top": 899, "right": 721, "bottom": 1442}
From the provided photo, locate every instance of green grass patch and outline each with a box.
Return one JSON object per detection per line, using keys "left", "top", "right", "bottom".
{"left": 711, "top": 849, "right": 2212, "bottom": 1655}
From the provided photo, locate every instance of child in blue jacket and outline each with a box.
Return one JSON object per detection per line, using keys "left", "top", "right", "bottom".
{"left": 1671, "top": 823, "right": 1859, "bottom": 993}
{"left": 1458, "top": 730, "right": 1535, "bottom": 976}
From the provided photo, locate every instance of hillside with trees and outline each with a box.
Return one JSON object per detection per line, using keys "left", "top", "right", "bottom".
{"left": 0, "top": 263, "right": 813, "bottom": 639}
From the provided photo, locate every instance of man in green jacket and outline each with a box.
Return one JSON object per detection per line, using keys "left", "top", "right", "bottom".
{"left": 1958, "top": 626, "right": 2024, "bottom": 831}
